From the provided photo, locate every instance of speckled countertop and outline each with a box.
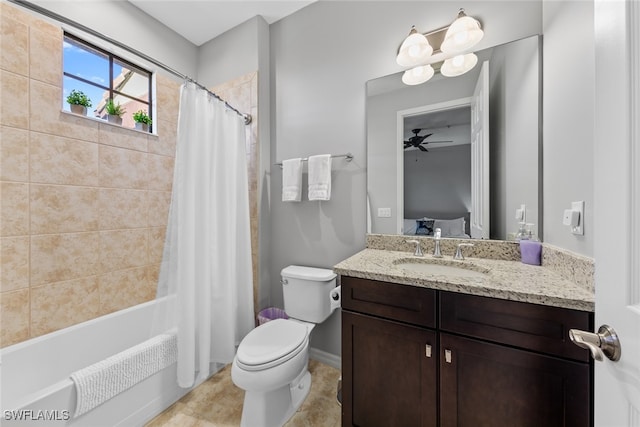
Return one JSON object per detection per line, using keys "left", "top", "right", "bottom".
{"left": 334, "top": 247, "right": 595, "bottom": 312}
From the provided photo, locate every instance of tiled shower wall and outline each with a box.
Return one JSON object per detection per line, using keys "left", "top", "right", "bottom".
{"left": 0, "top": 2, "right": 260, "bottom": 348}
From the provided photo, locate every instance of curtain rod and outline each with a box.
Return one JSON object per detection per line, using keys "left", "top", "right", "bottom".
{"left": 7, "top": 0, "right": 252, "bottom": 125}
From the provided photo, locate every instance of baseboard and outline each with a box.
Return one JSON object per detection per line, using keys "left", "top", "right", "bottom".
{"left": 309, "top": 347, "right": 341, "bottom": 370}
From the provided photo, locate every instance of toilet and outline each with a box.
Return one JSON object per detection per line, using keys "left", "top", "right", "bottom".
{"left": 231, "top": 265, "right": 341, "bottom": 427}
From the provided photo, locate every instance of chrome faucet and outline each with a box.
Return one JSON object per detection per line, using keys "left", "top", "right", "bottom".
{"left": 432, "top": 228, "right": 443, "bottom": 258}
{"left": 406, "top": 239, "right": 424, "bottom": 257}
{"left": 454, "top": 243, "right": 475, "bottom": 260}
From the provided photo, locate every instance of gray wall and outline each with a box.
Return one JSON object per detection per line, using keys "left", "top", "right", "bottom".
{"left": 542, "top": 0, "right": 594, "bottom": 256}
{"left": 270, "top": 1, "right": 542, "bottom": 356}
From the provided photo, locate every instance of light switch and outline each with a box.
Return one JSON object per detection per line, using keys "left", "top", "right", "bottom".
{"left": 377, "top": 207, "right": 391, "bottom": 218}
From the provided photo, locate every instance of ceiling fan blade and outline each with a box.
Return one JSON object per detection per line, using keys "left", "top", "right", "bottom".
{"left": 424, "top": 140, "right": 454, "bottom": 144}
{"left": 418, "top": 145, "right": 428, "bottom": 152}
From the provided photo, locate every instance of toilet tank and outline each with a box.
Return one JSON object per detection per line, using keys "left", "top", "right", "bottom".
{"left": 281, "top": 265, "right": 338, "bottom": 323}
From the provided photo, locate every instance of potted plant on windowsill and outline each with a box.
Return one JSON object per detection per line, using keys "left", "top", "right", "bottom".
{"left": 105, "top": 99, "right": 126, "bottom": 125}
{"left": 133, "top": 109, "right": 152, "bottom": 132}
{"left": 66, "top": 89, "right": 92, "bottom": 116}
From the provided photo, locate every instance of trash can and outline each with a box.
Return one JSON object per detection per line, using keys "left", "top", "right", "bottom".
{"left": 257, "top": 307, "right": 289, "bottom": 325}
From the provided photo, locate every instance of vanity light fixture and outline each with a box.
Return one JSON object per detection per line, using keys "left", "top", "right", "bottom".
{"left": 397, "top": 8, "right": 484, "bottom": 85}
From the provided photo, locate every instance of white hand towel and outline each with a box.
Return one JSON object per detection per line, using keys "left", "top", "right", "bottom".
{"left": 308, "top": 154, "right": 332, "bottom": 201}
{"left": 282, "top": 158, "right": 302, "bottom": 202}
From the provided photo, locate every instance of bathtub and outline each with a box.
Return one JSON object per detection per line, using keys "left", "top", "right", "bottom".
{"left": 0, "top": 297, "right": 219, "bottom": 426}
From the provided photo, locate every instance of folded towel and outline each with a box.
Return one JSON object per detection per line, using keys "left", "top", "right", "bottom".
{"left": 70, "top": 333, "right": 177, "bottom": 417}
{"left": 308, "top": 154, "right": 332, "bottom": 201}
{"left": 282, "top": 158, "right": 302, "bottom": 202}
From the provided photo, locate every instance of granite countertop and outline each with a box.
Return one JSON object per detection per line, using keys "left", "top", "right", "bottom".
{"left": 334, "top": 248, "right": 594, "bottom": 312}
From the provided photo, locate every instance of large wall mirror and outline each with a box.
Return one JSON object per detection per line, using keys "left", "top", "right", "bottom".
{"left": 367, "top": 35, "right": 541, "bottom": 241}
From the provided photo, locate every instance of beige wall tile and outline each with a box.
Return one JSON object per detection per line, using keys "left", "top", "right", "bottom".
{"left": 100, "top": 229, "right": 148, "bottom": 273}
{"left": 30, "top": 184, "right": 99, "bottom": 234}
{"left": 98, "top": 267, "right": 150, "bottom": 315}
{"left": 0, "top": 182, "right": 29, "bottom": 236}
{"left": 1, "top": 14, "right": 29, "bottom": 76}
{"left": 150, "top": 124, "right": 177, "bottom": 157}
{"left": 30, "top": 232, "right": 100, "bottom": 286}
{"left": 149, "top": 227, "right": 166, "bottom": 265}
{"left": 29, "top": 25, "right": 62, "bottom": 85}
{"left": 148, "top": 190, "right": 171, "bottom": 227}
{"left": 0, "top": 126, "right": 29, "bottom": 182}
{"left": 147, "top": 154, "right": 174, "bottom": 191}
{"left": 30, "top": 80, "right": 99, "bottom": 141}
{"left": 1, "top": 236, "right": 29, "bottom": 292}
{"left": 0, "top": 288, "right": 30, "bottom": 347}
{"left": 99, "top": 145, "right": 148, "bottom": 189}
{"left": 98, "top": 124, "right": 149, "bottom": 152}
{"left": 30, "top": 132, "right": 99, "bottom": 186}
{"left": 1, "top": 70, "right": 29, "bottom": 129}
{"left": 99, "top": 188, "right": 148, "bottom": 230}
{"left": 30, "top": 277, "right": 100, "bottom": 337}
{"left": 0, "top": 3, "right": 38, "bottom": 27}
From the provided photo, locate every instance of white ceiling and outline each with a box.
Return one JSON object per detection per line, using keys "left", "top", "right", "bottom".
{"left": 127, "top": 0, "right": 316, "bottom": 46}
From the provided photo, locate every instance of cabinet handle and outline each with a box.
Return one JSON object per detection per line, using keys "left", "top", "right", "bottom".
{"left": 425, "top": 344, "right": 432, "bottom": 358}
{"left": 445, "top": 349, "right": 452, "bottom": 363}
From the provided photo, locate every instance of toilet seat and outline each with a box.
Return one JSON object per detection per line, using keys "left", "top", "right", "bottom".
{"left": 236, "top": 319, "right": 309, "bottom": 371}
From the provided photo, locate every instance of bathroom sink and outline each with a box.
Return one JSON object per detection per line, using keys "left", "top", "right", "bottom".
{"left": 393, "top": 258, "right": 489, "bottom": 278}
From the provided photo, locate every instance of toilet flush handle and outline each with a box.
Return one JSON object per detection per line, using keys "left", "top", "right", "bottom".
{"left": 330, "top": 286, "right": 342, "bottom": 311}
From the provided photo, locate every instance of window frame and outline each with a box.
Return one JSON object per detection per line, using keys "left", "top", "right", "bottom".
{"left": 63, "top": 32, "right": 154, "bottom": 132}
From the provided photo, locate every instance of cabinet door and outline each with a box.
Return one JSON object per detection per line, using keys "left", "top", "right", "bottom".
{"left": 440, "top": 333, "right": 591, "bottom": 427}
{"left": 342, "top": 311, "right": 437, "bottom": 427}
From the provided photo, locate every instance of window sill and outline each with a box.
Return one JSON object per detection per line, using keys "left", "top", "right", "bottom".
{"left": 61, "top": 109, "right": 158, "bottom": 137}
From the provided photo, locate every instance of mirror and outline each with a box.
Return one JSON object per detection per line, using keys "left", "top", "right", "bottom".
{"left": 367, "top": 35, "right": 541, "bottom": 240}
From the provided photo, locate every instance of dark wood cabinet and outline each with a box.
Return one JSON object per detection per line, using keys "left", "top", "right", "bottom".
{"left": 341, "top": 276, "right": 593, "bottom": 427}
{"left": 439, "top": 333, "right": 590, "bottom": 427}
{"left": 342, "top": 311, "right": 437, "bottom": 427}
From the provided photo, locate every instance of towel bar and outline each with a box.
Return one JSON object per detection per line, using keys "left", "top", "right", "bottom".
{"left": 275, "top": 153, "right": 353, "bottom": 168}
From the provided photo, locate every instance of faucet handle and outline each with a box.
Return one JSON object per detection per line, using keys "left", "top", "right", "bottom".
{"left": 453, "top": 243, "right": 475, "bottom": 260}
{"left": 406, "top": 239, "right": 424, "bottom": 257}
{"left": 434, "top": 228, "right": 442, "bottom": 239}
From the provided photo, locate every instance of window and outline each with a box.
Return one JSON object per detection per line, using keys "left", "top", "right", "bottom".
{"left": 63, "top": 33, "right": 153, "bottom": 131}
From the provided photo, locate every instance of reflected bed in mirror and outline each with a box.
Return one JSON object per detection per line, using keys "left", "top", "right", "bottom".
{"left": 367, "top": 35, "right": 542, "bottom": 241}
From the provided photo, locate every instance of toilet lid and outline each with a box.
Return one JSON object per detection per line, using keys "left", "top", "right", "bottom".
{"left": 236, "top": 319, "right": 309, "bottom": 370}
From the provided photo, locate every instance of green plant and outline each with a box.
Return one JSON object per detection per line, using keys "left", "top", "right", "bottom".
{"left": 66, "top": 89, "right": 92, "bottom": 107}
{"left": 105, "top": 99, "right": 126, "bottom": 116}
{"left": 133, "top": 110, "right": 152, "bottom": 125}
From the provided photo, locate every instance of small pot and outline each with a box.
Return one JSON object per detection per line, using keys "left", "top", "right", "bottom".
{"left": 70, "top": 104, "right": 87, "bottom": 116}
{"left": 135, "top": 122, "right": 149, "bottom": 132}
{"left": 107, "top": 114, "right": 123, "bottom": 126}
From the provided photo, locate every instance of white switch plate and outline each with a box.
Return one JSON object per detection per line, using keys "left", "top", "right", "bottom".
{"left": 377, "top": 207, "right": 391, "bottom": 218}
{"left": 571, "top": 201, "right": 584, "bottom": 235}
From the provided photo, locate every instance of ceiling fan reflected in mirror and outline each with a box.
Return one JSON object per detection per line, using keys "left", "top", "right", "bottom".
{"left": 403, "top": 128, "right": 453, "bottom": 151}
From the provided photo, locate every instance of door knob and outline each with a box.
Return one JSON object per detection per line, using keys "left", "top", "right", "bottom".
{"left": 569, "top": 325, "right": 621, "bottom": 362}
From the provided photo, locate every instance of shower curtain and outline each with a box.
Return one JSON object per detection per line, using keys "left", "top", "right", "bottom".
{"left": 156, "top": 82, "right": 255, "bottom": 388}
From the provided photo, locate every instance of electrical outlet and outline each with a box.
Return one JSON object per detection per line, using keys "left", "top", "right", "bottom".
{"left": 377, "top": 207, "right": 391, "bottom": 218}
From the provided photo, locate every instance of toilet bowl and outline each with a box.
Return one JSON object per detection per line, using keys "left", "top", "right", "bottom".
{"left": 231, "top": 265, "right": 340, "bottom": 427}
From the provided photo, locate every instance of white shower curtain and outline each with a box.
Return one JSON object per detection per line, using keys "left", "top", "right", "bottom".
{"left": 156, "top": 82, "right": 255, "bottom": 388}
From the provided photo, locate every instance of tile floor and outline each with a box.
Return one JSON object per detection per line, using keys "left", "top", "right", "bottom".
{"left": 146, "top": 360, "right": 342, "bottom": 427}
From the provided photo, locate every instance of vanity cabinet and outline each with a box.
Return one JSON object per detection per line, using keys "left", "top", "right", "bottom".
{"left": 341, "top": 276, "right": 594, "bottom": 427}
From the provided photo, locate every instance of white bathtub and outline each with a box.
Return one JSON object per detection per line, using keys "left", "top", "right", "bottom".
{"left": 0, "top": 297, "right": 218, "bottom": 426}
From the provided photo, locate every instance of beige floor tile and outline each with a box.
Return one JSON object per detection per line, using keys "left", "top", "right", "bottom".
{"left": 146, "top": 360, "right": 341, "bottom": 427}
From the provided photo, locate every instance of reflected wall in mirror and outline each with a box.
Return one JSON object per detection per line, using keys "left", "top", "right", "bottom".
{"left": 367, "top": 35, "right": 541, "bottom": 241}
